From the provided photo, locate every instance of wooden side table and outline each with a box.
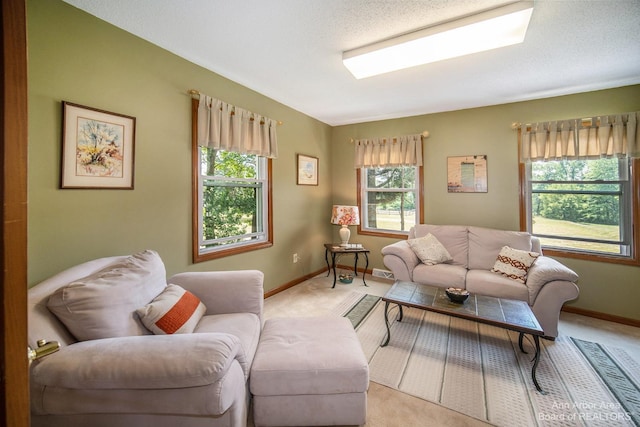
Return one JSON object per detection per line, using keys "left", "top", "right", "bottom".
{"left": 324, "top": 243, "right": 370, "bottom": 288}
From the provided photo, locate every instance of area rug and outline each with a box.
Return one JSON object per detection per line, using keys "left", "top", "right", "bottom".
{"left": 344, "top": 297, "right": 640, "bottom": 427}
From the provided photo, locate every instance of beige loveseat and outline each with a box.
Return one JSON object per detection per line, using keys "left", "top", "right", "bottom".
{"left": 382, "top": 225, "right": 579, "bottom": 338}
{"left": 28, "top": 250, "right": 264, "bottom": 427}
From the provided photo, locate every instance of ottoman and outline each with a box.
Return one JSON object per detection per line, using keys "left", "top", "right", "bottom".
{"left": 250, "top": 316, "right": 369, "bottom": 427}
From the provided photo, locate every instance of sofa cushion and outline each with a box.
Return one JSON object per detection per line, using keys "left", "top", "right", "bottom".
{"left": 412, "top": 263, "right": 467, "bottom": 288}
{"left": 412, "top": 224, "right": 469, "bottom": 267}
{"left": 491, "top": 246, "right": 540, "bottom": 283}
{"left": 407, "top": 233, "right": 453, "bottom": 265}
{"left": 136, "top": 284, "right": 206, "bottom": 335}
{"left": 468, "top": 226, "right": 533, "bottom": 270}
{"left": 47, "top": 250, "right": 167, "bottom": 341}
{"left": 466, "top": 270, "right": 529, "bottom": 302}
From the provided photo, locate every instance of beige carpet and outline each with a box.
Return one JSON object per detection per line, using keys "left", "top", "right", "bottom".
{"left": 260, "top": 274, "right": 640, "bottom": 427}
{"left": 354, "top": 300, "right": 640, "bottom": 427}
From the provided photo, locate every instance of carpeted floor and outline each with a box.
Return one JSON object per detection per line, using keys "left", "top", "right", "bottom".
{"left": 259, "top": 274, "right": 640, "bottom": 427}
{"left": 352, "top": 299, "right": 639, "bottom": 427}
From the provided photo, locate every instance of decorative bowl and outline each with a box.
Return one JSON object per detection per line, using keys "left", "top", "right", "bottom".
{"left": 445, "top": 287, "right": 470, "bottom": 303}
{"left": 339, "top": 274, "right": 353, "bottom": 284}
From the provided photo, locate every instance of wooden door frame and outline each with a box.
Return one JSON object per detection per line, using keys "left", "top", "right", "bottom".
{"left": 1, "top": 0, "right": 29, "bottom": 426}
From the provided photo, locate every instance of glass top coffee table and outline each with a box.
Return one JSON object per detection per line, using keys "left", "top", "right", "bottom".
{"left": 381, "top": 280, "right": 546, "bottom": 393}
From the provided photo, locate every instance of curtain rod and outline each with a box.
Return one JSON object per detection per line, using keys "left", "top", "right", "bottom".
{"left": 511, "top": 112, "right": 637, "bottom": 130}
{"left": 349, "top": 131, "right": 430, "bottom": 143}
{"left": 189, "top": 89, "right": 283, "bottom": 126}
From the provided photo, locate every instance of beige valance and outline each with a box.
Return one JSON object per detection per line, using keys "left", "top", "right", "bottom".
{"left": 354, "top": 134, "right": 424, "bottom": 168}
{"left": 197, "top": 94, "right": 278, "bottom": 158}
{"left": 520, "top": 111, "right": 639, "bottom": 161}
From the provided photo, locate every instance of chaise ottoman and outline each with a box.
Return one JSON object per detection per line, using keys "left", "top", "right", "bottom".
{"left": 250, "top": 316, "right": 369, "bottom": 426}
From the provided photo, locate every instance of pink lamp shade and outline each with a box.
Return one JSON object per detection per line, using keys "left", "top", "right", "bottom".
{"left": 331, "top": 205, "right": 360, "bottom": 245}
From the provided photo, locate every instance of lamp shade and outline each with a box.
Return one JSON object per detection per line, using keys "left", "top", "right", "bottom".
{"left": 331, "top": 205, "right": 360, "bottom": 226}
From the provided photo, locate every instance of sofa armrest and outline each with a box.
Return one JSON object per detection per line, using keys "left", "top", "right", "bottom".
{"left": 525, "top": 256, "right": 579, "bottom": 304}
{"left": 381, "top": 241, "right": 420, "bottom": 281}
{"left": 169, "top": 270, "right": 264, "bottom": 322}
{"left": 30, "top": 333, "right": 247, "bottom": 390}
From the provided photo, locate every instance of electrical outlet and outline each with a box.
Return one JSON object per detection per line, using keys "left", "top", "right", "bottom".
{"left": 293, "top": 253, "right": 299, "bottom": 263}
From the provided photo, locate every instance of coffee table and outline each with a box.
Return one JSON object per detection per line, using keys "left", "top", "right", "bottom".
{"left": 381, "top": 280, "right": 546, "bottom": 393}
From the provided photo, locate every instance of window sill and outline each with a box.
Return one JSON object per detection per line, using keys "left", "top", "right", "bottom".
{"left": 194, "top": 241, "right": 273, "bottom": 263}
{"left": 542, "top": 247, "right": 640, "bottom": 267}
{"left": 358, "top": 228, "right": 408, "bottom": 240}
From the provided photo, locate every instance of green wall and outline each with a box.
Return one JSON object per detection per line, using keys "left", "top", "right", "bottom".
{"left": 27, "top": 0, "right": 333, "bottom": 292}
{"left": 331, "top": 85, "right": 640, "bottom": 321}
{"left": 28, "top": 0, "right": 639, "bottom": 321}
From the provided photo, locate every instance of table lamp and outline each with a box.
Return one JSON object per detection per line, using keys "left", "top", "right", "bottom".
{"left": 331, "top": 205, "right": 360, "bottom": 246}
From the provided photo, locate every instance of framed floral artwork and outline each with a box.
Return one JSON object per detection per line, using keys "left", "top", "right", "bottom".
{"left": 297, "top": 154, "right": 318, "bottom": 186}
{"left": 61, "top": 101, "right": 136, "bottom": 189}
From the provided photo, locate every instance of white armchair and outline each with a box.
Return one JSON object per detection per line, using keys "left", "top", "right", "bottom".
{"left": 28, "top": 251, "right": 263, "bottom": 427}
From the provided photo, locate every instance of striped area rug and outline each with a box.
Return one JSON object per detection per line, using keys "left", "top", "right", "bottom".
{"left": 348, "top": 299, "right": 640, "bottom": 427}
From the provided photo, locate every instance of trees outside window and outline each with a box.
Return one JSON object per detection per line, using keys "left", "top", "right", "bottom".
{"left": 522, "top": 157, "right": 638, "bottom": 264}
{"left": 195, "top": 147, "right": 272, "bottom": 261}
{"left": 359, "top": 166, "right": 422, "bottom": 237}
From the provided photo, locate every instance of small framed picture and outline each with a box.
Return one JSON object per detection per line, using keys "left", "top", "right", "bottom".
{"left": 447, "top": 155, "right": 488, "bottom": 193}
{"left": 297, "top": 154, "right": 318, "bottom": 186}
{"left": 61, "top": 101, "right": 136, "bottom": 189}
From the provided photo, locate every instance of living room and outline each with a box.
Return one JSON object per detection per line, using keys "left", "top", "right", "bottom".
{"left": 4, "top": 0, "right": 640, "bottom": 425}
{"left": 27, "top": 0, "right": 638, "bottom": 322}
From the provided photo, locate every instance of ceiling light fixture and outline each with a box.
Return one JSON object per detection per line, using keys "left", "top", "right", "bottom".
{"left": 342, "top": 1, "right": 534, "bottom": 79}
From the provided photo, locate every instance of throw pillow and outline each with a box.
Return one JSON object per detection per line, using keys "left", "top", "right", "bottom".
{"left": 407, "top": 233, "right": 453, "bottom": 265}
{"left": 47, "top": 250, "right": 168, "bottom": 341}
{"left": 137, "top": 284, "right": 206, "bottom": 334}
{"left": 491, "top": 246, "right": 540, "bottom": 283}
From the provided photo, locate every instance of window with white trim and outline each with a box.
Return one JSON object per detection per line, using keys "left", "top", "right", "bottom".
{"left": 359, "top": 166, "right": 421, "bottom": 235}
{"left": 518, "top": 112, "right": 639, "bottom": 265}
{"left": 197, "top": 147, "right": 271, "bottom": 257}
{"left": 522, "top": 157, "right": 634, "bottom": 259}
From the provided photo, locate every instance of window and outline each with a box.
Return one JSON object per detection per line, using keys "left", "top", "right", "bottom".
{"left": 191, "top": 95, "right": 277, "bottom": 263}
{"left": 194, "top": 146, "right": 273, "bottom": 261}
{"left": 521, "top": 157, "right": 638, "bottom": 264}
{"left": 358, "top": 166, "right": 423, "bottom": 237}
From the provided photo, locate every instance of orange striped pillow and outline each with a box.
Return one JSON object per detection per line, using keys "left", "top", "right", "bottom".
{"left": 136, "top": 284, "right": 206, "bottom": 334}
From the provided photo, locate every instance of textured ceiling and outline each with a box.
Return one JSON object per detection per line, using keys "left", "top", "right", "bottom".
{"left": 61, "top": 0, "right": 640, "bottom": 126}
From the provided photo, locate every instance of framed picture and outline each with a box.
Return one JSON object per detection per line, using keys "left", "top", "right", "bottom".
{"left": 447, "top": 155, "right": 488, "bottom": 193}
{"left": 61, "top": 101, "right": 136, "bottom": 189}
{"left": 297, "top": 154, "right": 318, "bottom": 186}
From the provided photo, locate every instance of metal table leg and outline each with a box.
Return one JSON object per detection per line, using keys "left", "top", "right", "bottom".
{"left": 330, "top": 252, "right": 338, "bottom": 288}
{"left": 382, "top": 301, "right": 391, "bottom": 347}
{"left": 362, "top": 252, "right": 369, "bottom": 286}
{"left": 518, "top": 332, "right": 545, "bottom": 394}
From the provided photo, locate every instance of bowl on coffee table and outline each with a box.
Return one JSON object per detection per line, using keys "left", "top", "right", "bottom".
{"left": 445, "top": 287, "right": 470, "bottom": 303}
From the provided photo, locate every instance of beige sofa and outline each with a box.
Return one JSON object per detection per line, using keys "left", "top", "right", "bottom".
{"left": 382, "top": 224, "right": 579, "bottom": 338}
{"left": 28, "top": 250, "right": 264, "bottom": 427}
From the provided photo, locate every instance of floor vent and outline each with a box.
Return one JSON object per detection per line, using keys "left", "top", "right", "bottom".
{"left": 372, "top": 268, "right": 395, "bottom": 280}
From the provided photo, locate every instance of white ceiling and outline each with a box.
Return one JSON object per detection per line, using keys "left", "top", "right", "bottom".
{"left": 62, "top": 0, "right": 640, "bottom": 126}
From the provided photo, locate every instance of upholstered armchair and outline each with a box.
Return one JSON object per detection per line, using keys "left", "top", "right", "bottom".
{"left": 28, "top": 250, "right": 264, "bottom": 427}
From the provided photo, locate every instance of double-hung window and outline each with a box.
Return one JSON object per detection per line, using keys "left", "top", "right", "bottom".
{"left": 192, "top": 95, "right": 276, "bottom": 262}
{"left": 197, "top": 148, "right": 271, "bottom": 257}
{"left": 519, "top": 113, "right": 639, "bottom": 265}
{"left": 359, "top": 166, "right": 422, "bottom": 237}
{"left": 354, "top": 134, "right": 425, "bottom": 238}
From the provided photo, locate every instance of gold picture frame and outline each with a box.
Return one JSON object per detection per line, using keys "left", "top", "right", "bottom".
{"left": 61, "top": 101, "right": 136, "bottom": 189}
{"left": 447, "top": 155, "right": 487, "bottom": 193}
{"left": 297, "top": 154, "right": 318, "bottom": 186}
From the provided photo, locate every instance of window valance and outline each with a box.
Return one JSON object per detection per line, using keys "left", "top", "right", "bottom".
{"left": 520, "top": 111, "right": 639, "bottom": 161}
{"left": 197, "top": 94, "right": 278, "bottom": 158}
{"left": 354, "top": 134, "right": 424, "bottom": 168}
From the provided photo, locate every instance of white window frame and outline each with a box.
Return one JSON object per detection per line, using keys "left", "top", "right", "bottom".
{"left": 521, "top": 157, "right": 638, "bottom": 264}
{"left": 193, "top": 147, "right": 272, "bottom": 262}
{"left": 358, "top": 166, "right": 422, "bottom": 237}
